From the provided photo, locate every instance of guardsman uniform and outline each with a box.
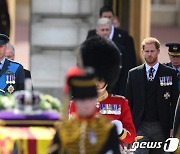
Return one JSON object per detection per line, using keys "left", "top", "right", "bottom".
{"left": 165, "top": 43, "right": 180, "bottom": 93}
{"left": 49, "top": 66, "right": 120, "bottom": 154}
{"left": 0, "top": 34, "right": 25, "bottom": 95}
{"left": 70, "top": 93, "right": 136, "bottom": 143}
{"left": 70, "top": 36, "right": 136, "bottom": 144}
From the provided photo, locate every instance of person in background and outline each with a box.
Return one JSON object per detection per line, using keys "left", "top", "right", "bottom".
{"left": 165, "top": 43, "right": 180, "bottom": 93}
{"left": 0, "top": 34, "right": 25, "bottom": 95}
{"left": 69, "top": 36, "right": 136, "bottom": 147}
{"left": 49, "top": 66, "right": 120, "bottom": 154}
{"left": 95, "top": 17, "right": 135, "bottom": 96}
{"left": 5, "top": 43, "right": 31, "bottom": 79}
{"left": 126, "top": 37, "right": 179, "bottom": 154}
{"left": 87, "top": 6, "right": 136, "bottom": 67}
{"left": 113, "top": 16, "right": 120, "bottom": 28}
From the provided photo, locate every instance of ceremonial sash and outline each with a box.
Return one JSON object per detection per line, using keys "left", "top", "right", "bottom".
{"left": 0, "top": 62, "right": 19, "bottom": 94}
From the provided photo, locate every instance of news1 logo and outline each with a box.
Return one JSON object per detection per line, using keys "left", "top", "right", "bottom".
{"left": 130, "top": 138, "right": 179, "bottom": 152}
{"left": 163, "top": 138, "right": 179, "bottom": 152}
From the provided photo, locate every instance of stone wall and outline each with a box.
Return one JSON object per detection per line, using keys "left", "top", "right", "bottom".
{"left": 30, "top": 0, "right": 103, "bottom": 99}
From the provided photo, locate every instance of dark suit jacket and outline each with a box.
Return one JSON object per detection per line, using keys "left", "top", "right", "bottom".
{"left": 0, "top": 59, "right": 25, "bottom": 92}
{"left": 87, "top": 28, "right": 136, "bottom": 95}
{"left": 87, "top": 28, "right": 136, "bottom": 66}
{"left": 125, "top": 63, "right": 179, "bottom": 138}
{"left": 173, "top": 96, "right": 180, "bottom": 137}
{"left": 24, "top": 69, "right": 31, "bottom": 79}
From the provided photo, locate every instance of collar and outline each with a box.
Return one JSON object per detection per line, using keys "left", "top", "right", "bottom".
{"left": 97, "top": 90, "right": 109, "bottom": 102}
{"left": 0, "top": 57, "right": 6, "bottom": 66}
{"left": 109, "top": 25, "right": 114, "bottom": 40}
{"left": 76, "top": 112, "right": 97, "bottom": 121}
{"left": 172, "top": 65, "right": 180, "bottom": 72}
{"left": 145, "top": 62, "right": 159, "bottom": 73}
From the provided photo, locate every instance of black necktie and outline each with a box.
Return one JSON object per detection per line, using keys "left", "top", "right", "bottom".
{"left": 149, "top": 67, "right": 155, "bottom": 81}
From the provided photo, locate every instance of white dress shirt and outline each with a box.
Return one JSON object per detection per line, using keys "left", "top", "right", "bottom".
{"left": 0, "top": 57, "right": 6, "bottom": 70}
{"left": 145, "top": 62, "right": 159, "bottom": 80}
{"left": 109, "top": 25, "right": 114, "bottom": 40}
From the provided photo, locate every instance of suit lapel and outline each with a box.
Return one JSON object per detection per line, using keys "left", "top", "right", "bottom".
{"left": 0, "top": 59, "right": 9, "bottom": 76}
{"left": 137, "top": 64, "right": 146, "bottom": 104}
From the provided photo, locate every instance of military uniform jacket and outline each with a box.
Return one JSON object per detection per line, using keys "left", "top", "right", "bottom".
{"left": 69, "top": 94, "right": 136, "bottom": 144}
{"left": 126, "top": 63, "right": 179, "bottom": 139}
{"left": 0, "top": 58, "right": 25, "bottom": 94}
{"left": 49, "top": 116, "right": 120, "bottom": 154}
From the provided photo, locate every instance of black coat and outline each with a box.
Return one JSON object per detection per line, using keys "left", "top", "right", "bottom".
{"left": 24, "top": 69, "right": 31, "bottom": 79}
{"left": 173, "top": 96, "right": 180, "bottom": 137}
{"left": 87, "top": 28, "right": 137, "bottom": 95}
{"left": 0, "top": 59, "right": 25, "bottom": 92}
{"left": 126, "top": 63, "right": 179, "bottom": 138}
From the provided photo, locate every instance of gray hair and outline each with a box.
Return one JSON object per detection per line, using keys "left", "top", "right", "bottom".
{"left": 96, "top": 18, "right": 112, "bottom": 29}
{"left": 6, "top": 43, "right": 15, "bottom": 56}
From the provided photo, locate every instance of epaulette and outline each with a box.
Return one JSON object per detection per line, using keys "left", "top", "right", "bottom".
{"left": 111, "top": 94, "right": 126, "bottom": 100}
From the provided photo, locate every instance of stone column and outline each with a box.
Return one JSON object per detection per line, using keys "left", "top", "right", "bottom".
{"left": 129, "top": 0, "right": 151, "bottom": 64}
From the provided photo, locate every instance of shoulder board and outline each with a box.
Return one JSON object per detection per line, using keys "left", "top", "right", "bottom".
{"left": 111, "top": 94, "right": 126, "bottom": 100}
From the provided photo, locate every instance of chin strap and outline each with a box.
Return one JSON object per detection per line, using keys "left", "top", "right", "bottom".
{"left": 97, "top": 84, "right": 108, "bottom": 93}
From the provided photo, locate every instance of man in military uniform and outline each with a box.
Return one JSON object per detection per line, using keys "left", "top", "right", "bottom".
{"left": 69, "top": 36, "right": 136, "bottom": 146}
{"left": 49, "top": 66, "right": 120, "bottom": 154}
{"left": 5, "top": 43, "right": 32, "bottom": 79}
{"left": 165, "top": 43, "right": 180, "bottom": 92}
{"left": 0, "top": 34, "right": 25, "bottom": 95}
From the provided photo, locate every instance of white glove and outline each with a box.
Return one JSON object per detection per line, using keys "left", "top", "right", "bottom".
{"left": 111, "top": 120, "right": 123, "bottom": 135}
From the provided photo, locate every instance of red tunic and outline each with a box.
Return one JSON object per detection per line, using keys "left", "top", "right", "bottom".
{"left": 69, "top": 94, "right": 136, "bottom": 144}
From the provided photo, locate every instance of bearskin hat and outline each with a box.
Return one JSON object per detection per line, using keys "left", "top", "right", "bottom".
{"left": 79, "top": 36, "right": 121, "bottom": 87}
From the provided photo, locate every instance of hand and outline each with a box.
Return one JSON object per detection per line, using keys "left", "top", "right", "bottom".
{"left": 111, "top": 120, "right": 123, "bottom": 135}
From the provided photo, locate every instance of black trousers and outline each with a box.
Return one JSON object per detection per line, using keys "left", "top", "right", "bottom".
{"left": 135, "top": 121, "right": 166, "bottom": 154}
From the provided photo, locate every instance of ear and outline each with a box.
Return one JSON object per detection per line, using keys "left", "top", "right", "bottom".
{"left": 157, "top": 49, "right": 160, "bottom": 54}
{"left": 141, "top": 49, "right": 144, "bottom": 55}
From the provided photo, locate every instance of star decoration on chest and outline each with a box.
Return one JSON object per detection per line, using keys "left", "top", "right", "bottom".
{"left": 164, "top": 92, "right": 170, "bottom": 100}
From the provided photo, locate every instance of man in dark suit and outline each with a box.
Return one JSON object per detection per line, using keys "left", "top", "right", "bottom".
{"left": 87, "top": 7, "right": 136, "bottom": 96}
{"left": 0, "top": 34, "right": 25, "bottom": 94}
{"left": 87, "top": 6, "right": 136, "bottom": 69}
{"left": 5, "top": 43, "right": 31, "bottom": 79}
{"left": 126, "top": 37, "right": 179, "bottom": 154}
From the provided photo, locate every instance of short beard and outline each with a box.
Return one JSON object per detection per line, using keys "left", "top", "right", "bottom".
{"left": 145, "top": 57, "right": 158, "bottom": 65}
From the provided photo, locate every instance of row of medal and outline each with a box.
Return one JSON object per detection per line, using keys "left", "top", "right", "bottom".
{"left": 6, "top": 74, "right": 16, "bottom": 94}
{"left": 99, "top": 104, "right": 121, "bottom": 115}
{"left": 6, "top": 74, "right": 16, "bottom": 84}
{"left": 159, "top": 76, "right": 172, "bottom": 86}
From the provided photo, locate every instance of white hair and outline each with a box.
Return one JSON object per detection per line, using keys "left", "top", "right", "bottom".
{"left": 6, "top": 43, "right": 15, "bottom": 56}
{"left": 96, "top": 18, "right": 112, "bottom": 28}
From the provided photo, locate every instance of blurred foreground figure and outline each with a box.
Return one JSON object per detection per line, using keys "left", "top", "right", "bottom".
{"left": 70, "top": 36, "right": 136, "bottom": 149}
{"left": 0, "top": 0, "right": 10, "bottom": 36}
{"left": 49, "top": 66, "right": 120, "bottom": 154}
